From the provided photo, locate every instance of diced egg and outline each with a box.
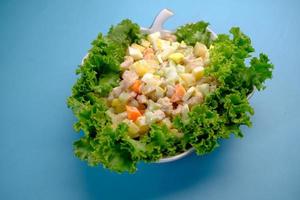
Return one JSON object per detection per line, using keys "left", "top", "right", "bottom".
{"left": 180, "top": 73, "right": 196, "bottom": 87}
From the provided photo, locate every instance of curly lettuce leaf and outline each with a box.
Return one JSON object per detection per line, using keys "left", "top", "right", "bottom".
{"left": 175, "top": 21, "right": 213, "bottom": 47}
{"left": 68, "top": 20, "right": 144, "bottom": 173}
{"left": 140, "top": 124, "right": 182, "bottom": 161}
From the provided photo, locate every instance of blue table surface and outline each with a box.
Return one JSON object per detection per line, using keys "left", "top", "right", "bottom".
{"left": 1, "top": 0, "right": 299, "bottom": 199}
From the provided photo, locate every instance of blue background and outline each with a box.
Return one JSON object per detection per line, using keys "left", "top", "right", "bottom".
{"left": 1, "top": 0, "right": 299, "bottom": 199}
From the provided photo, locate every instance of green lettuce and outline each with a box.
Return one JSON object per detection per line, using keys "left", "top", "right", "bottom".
{"left": 175, "top": 21, "right": 213, "bottom": 47}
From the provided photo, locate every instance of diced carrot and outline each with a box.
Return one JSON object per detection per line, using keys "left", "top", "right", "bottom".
{"left": 130, "top": 80, "right": 142, "bottom": 94}
{"left": 171, "top": 84, "right": 186, "bottom": 102}
{"left": 126, "top": 105, "right": 142, "bottom": 121}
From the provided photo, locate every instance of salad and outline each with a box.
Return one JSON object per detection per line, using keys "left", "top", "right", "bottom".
{"left": 67, "top": 20, "right": 273, "bottom": 173}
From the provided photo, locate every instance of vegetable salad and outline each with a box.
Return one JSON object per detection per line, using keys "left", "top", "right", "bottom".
{"left": 67, "top": 20, "right": 273, "bottom": 173}
{"left": 107, "top": 32, "right": 217, "bottom": 139}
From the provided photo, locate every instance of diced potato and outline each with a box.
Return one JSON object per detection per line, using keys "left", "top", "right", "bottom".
{"left": 131, "top": 43, "right": 145, "bottom": 52}
{"left": 128, "top": 46, "right": 143, "bottom": 60}
{"left": 135, "top": 116, "right": 149, "bottom": 134}
{"left": 125, "top": 120, "right": 140, "bottom": 138}
{"left": 145, "top": 110, "right": 165, "bottom": 124}
{"left": 131, "top": 60, "right": 154, "bottom": 76}
{"left": 194, "top": 42, "right": 209, "bottom": 60}
{"left": 141, "top": 73, "right": 154, "bottom": 83}
{"left": 180, "top": 73, "right": 196, "bottom": 87}
{"left": 180, "top": 41, "right": 187, "bottom": 48}
{"left": 155, "top": 86, "right": 165, "bottom": 99}
{"left": 119, "top": 92, "right": 131, "bottom": 104}
{"left": 141, "top": 84, "right": 156, "bottom": 95}
{"left": 176, "top": 65, "right": 185, "bottom": 74}
{"left": 145, "top": 111, "right": 155, "bottom": 124}
{"left": 156, "top": 54, "right": 163, "bottom": 63}
{"left": 147, "top": 32, "right": 161, "bottom": 50}
{"left": 147, "top": 100, "right": 162, "bottom": 111}
{"left": 135, "top": 116, "right": 146, "bottom": 127}
{"left": 164, "top": 66, "right": 179, "bottom": 84}
{"left": 185, "top": 57, "right": 204, "bottom": 73}
{"left": 192, "top": 66, "right": 204, "bottom": 80}
{"left": 168, "top": 52, "right": 184, "bottom": 64}
{"left": 142, "top": 73, "right": 162, "bottom": 87}
{"left": 181, "top": 104, "right": 190, "bottom": 119}
{"left": 182, "top": 87, "right": 195, "bottom": 102}
{"left": 158, "top": 47, "right": 177, "bottom": 60}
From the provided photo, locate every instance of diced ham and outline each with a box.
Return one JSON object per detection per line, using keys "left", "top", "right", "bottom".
{"left": 137, "top": 95, "right": 147, "bottom": 104}
{"left": 121, "top": 70, "right": 138, "bottom": 88}
{"left": 166, "top": 85, "right": 175, "bottom": 98}
{"left": 153, "top": 110, "right": 166, "bottom": 121}
{"left": 120, "top": 56, "right": 134, "bottom": 69}
{"left": 157, "top": 97, "right": 173, "bottom": 114}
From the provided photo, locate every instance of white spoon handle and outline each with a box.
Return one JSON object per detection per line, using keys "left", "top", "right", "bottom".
{"left": 141, "top": 9, "right": 174, "bottom": 34}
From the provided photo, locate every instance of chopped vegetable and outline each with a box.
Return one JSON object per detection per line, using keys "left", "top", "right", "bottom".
{"left": 126, "top": 105, "right": 142, "bottom": 121}
{"left": 171, "top": 84, "right": 186, "bottom": 102}
{"left": 130, "top": 80, "right": 142, "bottom": 93}
{"left": 168, "top": 52, "right": 184, "bottom": 64}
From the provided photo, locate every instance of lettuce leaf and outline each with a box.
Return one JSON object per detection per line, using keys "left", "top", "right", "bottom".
{"left": 175, "top": 21, "right": 213, "bottom": 47}
{"left": 68, "top": 20, "right": 145, "bottom": 173}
